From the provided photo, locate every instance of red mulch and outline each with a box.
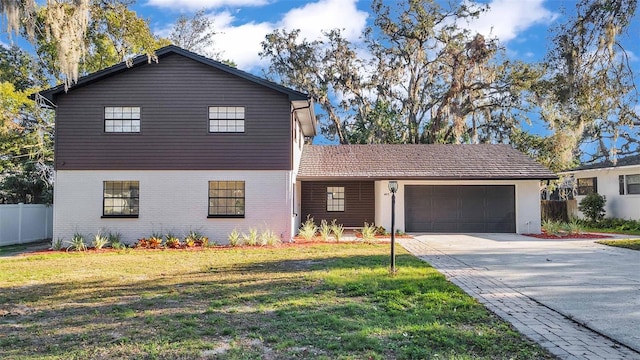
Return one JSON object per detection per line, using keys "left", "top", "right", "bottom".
{"left": 523, "top": 232, "right": 612, "bottom": 239}
{"left": 19, "top": 238, "right": 384, "bottom": 256}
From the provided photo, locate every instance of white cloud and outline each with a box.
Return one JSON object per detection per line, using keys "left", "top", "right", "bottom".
{"left": 280, "top": 0, "right": 367, "bottom": 41}
{"left": 184, "top": 0, "right": 367, "bottom": 70}
{"left": 464, "top": 0, "right": 557, "bottom": 43}
{"left": 146, "top": 0, "right": 268, "bottom": 11}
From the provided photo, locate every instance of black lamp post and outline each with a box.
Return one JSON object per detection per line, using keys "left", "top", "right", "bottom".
{"left": 388, "top": 180, "right": 398, "bottom": 274}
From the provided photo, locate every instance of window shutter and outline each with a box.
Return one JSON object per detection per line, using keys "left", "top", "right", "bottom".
{"left": 593, "top": 177, "right": 598, "bottom": 193}
{"left": 619, "top": 175, "right": 625, "bottom": 195}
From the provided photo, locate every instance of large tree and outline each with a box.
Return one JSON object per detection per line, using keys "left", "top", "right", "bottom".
{"left": 532, "top": 0, "right": 639, "bottom": 168}
{"left": 1, "top": 0, "right": 161, "bottom": 88}
{"left": 261, "top": 0, "right": 537, "bottom": 145}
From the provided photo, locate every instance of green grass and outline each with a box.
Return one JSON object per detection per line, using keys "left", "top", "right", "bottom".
{"left": 0, "top": 244, "right": 553, "bottom": 359}
{"left": 596, "top": 239, "right": 640, "bottom": 250}
{"left": 583, "top": 227, "right": 640, "bottom": 236}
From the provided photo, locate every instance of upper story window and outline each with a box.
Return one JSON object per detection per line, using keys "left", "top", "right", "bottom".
{"left": 576, "top": 177, "right": 597, "bottom": 195}
{"left": 103, "top": 181, "right": 139, "bottom": 217}
{"left": 327, "top": 186, "right": 345, "bottom": 212}
{"left": 619, "top": 174, "right": 640, "bottom": 195}
{"left": 105, "top": 107, "right": 140, "bottom": 133}
{"left": 209, "top": 106, "right": 245, "bottom": 133}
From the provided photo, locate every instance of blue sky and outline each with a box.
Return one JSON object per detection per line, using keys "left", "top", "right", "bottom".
{"left": 124, "top": 0, "right": 638, "bottom": 71}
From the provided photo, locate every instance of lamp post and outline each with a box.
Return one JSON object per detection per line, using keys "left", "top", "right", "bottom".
{"left": 388, "top": 180, "right": 398, "bottom": 274}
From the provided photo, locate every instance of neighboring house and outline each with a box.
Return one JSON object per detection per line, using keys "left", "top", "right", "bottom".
{"left": 559, "top": 155, "right": 640, "bottom": 220}
{"left": 296, "top": 145, "right": 556, "bottom": 234}
{"left": 39, "top": 45, "right": 556, "bottom": 243}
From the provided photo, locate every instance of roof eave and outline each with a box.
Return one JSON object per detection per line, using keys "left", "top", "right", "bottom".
{"left": 559, "top": 162, "right": 640, "bottom": 174}
{"left": 296, "top": 175, "right": 558, "bottom": 181}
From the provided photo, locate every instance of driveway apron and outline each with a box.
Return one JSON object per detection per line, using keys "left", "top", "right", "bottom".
{"left": 400, "top": 234, "right": 640, "bottom": 360}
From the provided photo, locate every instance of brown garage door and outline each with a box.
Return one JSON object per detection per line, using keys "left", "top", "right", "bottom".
{"left": 405, "top": 185, "right": 515, "bottom": 233}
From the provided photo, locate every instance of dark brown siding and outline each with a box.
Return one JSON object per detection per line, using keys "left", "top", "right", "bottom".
{"left": 54, "top": 54, "right": 292, "bottom": 170}
{"left": 300, "top": 181, "right": 375, "bottom": 227}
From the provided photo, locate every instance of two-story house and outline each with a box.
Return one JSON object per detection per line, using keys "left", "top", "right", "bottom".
{"left": 40, "top": 45, "right": 556, "bottom": 243}
{"left": 39, "top": 45, "right": 315, "bottom": 243}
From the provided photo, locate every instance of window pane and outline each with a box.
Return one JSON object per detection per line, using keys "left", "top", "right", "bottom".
{"left": 103, "top": 181, "right": 139, "bottom": 216}
{"left": 104, "top": 107, "right": 141, "bottom": 133}
{"left": 627, "top": 174, "right": 640, "bottom": 184}
{"left": 208, "top": 181, "right": 245, "bottom": 217}
{"left": 327, "top": 186, "right": 345, "bottom": 212}
{"left": 209, "top": 107, "right": 245, "bottom": 133}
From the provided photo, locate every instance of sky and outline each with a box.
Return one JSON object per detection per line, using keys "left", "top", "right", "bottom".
{"left": 2, "top": 0, "right": 639, "bottom": 145}
{"left": 139, "top": 0, "right": 563, "bottom": 70}
{"left": 120, "top": 0, "right": 637, "bottom": 71}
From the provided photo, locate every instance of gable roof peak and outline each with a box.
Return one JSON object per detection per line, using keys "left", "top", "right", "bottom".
{"left": 37, "top": 44, "right": 310, "bottom": 103}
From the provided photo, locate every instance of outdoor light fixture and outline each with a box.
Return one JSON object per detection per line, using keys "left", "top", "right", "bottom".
{"left": 388, "top": 180, "right": 398, "bottom": 194}
{"left": 388, "top": 181, "right": 398, "bottom": 274}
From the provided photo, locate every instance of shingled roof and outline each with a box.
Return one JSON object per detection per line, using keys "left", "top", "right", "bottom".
{"left": 566, "top": 154, "right": 640, "bottom": 171}
{"left": 297, "top": 144, "right": 557, "bottom": 180}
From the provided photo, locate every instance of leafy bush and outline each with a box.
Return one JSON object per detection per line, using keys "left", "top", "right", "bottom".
{"left": 319, "top": 219, "right": 332, "bottom": 241}
{"left": 107, "top": 232, "right": 123, "bottom": 248}
{"left": 330, "top": 219, "right": 344, "bottom": 242}
{"left": 92, "top": 232, "right": 109, "bottom": 249}
{"left": 228, "top": 229, "right": 241, "bottom": 246}
{"left": 542, "top": 219, "right": 562, "bottom": 236}
{"left": 243, "top": 228, "right": 259, "bottom": 246}
{"left": 578, "top": 217, "right": 640, "bottom": 232}
{"left": 165, "top": 233, "right": 181, "bottom": 248}
{"left": 260, "top": 229, "right": 281, "bottom": 246}
{"left": 147, "top": 233, "right": 163, "bottom": 249}
{"left": 360, "top": 222, "right": 377, "bottom": 242}
{"left": 298, "top": 215, "right": 317, "bottom": 241}
{"left": 186, "top": 230, "right": 208, "bottom": 247}
{"left": 565, "top": 219, "right": 584, "bottom": 235}
{"left": 51, "top": 238, "right": 64, "bottom": 251}
{"left": 67, "top": 232, "right": 87, "bottom": 251}
{"left": 578, "top": 193, "right": 606, "bottom": 222}
{"left": 375, "top": 225, "right": 388, "bottom": 236}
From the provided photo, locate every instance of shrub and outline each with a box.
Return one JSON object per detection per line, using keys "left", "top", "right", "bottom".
{"left": 578, "top": 193, "right": 607, "bottom": 222}
{"left": 319, "top": 219, "right": 332, "bottom": 241}
{"left": 186, "top": 230, "right": 208, "bottom": 247}
{"left": 566, "top": 219, "right": 584, "bottom": 235}
{"left": 360, "top": 222, "right": 377, "bottom": 242}
{"left": 228, "top": 229, "right": 242, "bottom": 246}
{"left": 107, "top": 232, "right": 123, "bottom": 248}
{"left": 51, "top": 238, "right": 64, "bottom": 251}
{"left": 542, "top": 219, "right": 562, "bottom": 236}
{"left": 92, "top": 232, "right": 109, "bottom": 249}
{"left": 260, "top": 229, "right": 281, "bottom": 246}
{"left": 243, "top": 228, "right": 259, "bottom": 246}
{"left": 298, "top": 215, "right": 317, "bottom": 241}
{"left": 330, "top": 219, "right": 344, "bottom": 242}
{"left": 375, "top": 225, "right": 388, "bottom": 236}
{"left": 67, "top": 232, "right": 87, "bottom": 251}
{"left": 147, "top": 233, "right": 163, "bottom": 249}
{"left": 165, "top": 233, "right": 181, "bottom": 249}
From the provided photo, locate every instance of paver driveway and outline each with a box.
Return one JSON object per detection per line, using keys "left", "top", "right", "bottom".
{"left": 400, "top": 234, "right": 640, "bottom": 360}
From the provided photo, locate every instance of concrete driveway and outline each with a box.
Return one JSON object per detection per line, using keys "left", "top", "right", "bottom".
{"left": 400, "top": 234, "right": 640, "bottom": 359}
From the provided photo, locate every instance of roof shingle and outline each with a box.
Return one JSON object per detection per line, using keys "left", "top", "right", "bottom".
{"left": 297, "top": 144, "right": 557, "bottom": 180}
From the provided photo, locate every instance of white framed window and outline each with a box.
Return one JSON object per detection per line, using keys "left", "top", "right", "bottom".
{"left": 621, "top": 174, "right": 640, "bottom": 195}
{"left": 327, "top": 186, "right": 345, "bottom": 212}
{"left": 104, "top": 107, "right": 140, "bottom": 133}
{"left": 209, "top": 106, "right": 245, "bottom": 133}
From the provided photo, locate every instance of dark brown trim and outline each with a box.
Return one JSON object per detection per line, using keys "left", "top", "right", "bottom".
{"left": 101, "top": 215, "right": 139, "bottom": 219}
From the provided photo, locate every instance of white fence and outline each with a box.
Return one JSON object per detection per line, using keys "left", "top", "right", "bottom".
{"left": 0, "top": 204, "right": 53, "bottom": 246}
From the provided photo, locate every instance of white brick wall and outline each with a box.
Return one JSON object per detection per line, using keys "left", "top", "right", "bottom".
{"left": 54, "top": 170, "right": 294, "bottom": 244}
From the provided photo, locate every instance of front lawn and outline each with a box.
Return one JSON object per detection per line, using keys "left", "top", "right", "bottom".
{"left": 596, "top": 239, "right": 640, "bottom": 251}
{"left": 0, "top": 244, "right": 552, "bottom": 359}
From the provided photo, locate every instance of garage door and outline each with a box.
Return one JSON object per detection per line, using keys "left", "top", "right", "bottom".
{"left": 405, "top": 185, "right": 515, "bottom": 233}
